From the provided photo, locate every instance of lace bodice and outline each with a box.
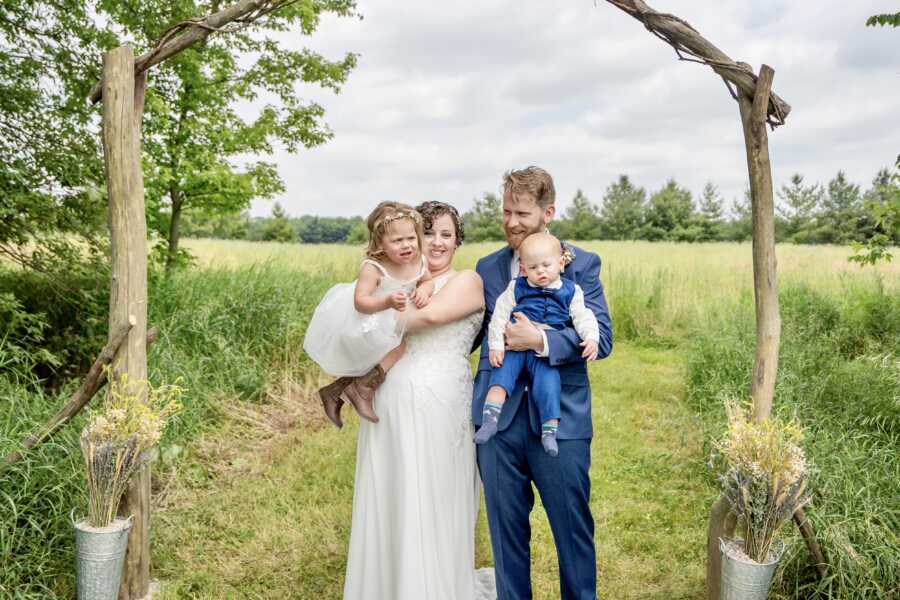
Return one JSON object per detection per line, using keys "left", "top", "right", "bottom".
{"left": 402, "top": 272, "right": 484, "bottom": 363}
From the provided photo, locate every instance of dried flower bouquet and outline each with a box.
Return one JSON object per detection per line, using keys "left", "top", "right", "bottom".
{"left": 81, "top": 370, "right": 182, "bottom": 528}
{"left": 714, "top": 399, "right": 811, "bottom": 563}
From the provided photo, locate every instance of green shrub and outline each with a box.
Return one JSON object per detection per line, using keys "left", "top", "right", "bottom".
{"left": 0, "top": 265, "right": 109, "bottom": 386}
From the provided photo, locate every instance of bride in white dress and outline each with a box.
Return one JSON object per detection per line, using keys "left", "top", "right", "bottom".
{"left": 343, "top": 203, "right": 495, "bottom": 600}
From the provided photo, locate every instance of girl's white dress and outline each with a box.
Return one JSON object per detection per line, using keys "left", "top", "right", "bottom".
{"left": 303, "top": 257, "right": 427, "bottom": 377}
{"left": 342, "top": 272, "right": 495, "bottom": 600}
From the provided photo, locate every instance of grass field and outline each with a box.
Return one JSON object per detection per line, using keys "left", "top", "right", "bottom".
{"left": 185, "top": 238, "right": 899, "bottom": 344}
{"left": 152, "top": 343, "right": 712, "bottom": 600}
{"left": 3, "top": 238, "right": 897, "bottom": 598}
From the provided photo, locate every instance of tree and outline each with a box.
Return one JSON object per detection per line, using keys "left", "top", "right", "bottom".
{"left": 598, "top": 175, "right": 645, "bottom": 240}
{"left": 850, "top": 163, "right": 900, "bottom": 265}
{"left": 695, "top": 182, "right": 725, "bottom": 241}
{"left": 641, "top": 179, "right": 694, "bottom": 241}
{"left": 0, "top": 2, "right": 110, "bottom": 273}
{"left": 296, "top": 215, "right": 362, "bottom": 243}
{"left": 463, "top": 193, "right": 505, "bottom": 242}
{"left": 103, "top": 0, "right": 359, "bottom": 269}
{"left": 346, "top": 219, "right": 368, "bottom": 244}
{"left": 819, "top": 171, "right": 863, "bottom": 244}
{"left": 180, "top": 209, "right": 250, "bottom": 239}
{"left": 866, "top": 12, "right": 900, "bottom": 27}
{"left": 262, "top": 202, "right": 296, "bottom": 242}
{"left": 551, "top": 189, "right": 601, "bottom": 240}
{"left": 723, "top": 190, "right": 753, "bottom": 242}
{"left": 776, "top": 174, "right": 823, "bottom": 243}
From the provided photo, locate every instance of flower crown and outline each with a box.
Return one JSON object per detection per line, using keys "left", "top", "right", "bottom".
{"left": 374, "top": 210, "right": 422, "bottom": 236}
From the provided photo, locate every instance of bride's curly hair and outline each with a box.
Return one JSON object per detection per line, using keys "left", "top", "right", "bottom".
{"left": 415, "top": 201, "right": 465, "bottom": 247}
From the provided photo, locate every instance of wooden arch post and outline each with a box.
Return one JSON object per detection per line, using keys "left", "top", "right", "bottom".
{"left": 101, "top": 45, "right": 150, "bottom": 600}
{"left": 599, "top": 1, "right": 827, "bottom": 597}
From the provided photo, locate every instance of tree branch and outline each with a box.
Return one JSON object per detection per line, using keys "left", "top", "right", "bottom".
{"left": 604, "top": 0, "right": 791, "bottom": 127}
{"left": 88, "top": 0, "right": 300, "bottom": 104}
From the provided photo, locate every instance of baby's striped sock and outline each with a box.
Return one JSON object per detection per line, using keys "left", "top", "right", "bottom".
{"left": 474, "top": 401, "right": 503, "bottom": 444}
{"left": 541, "top": 422, "right": 559, "bottom": 457}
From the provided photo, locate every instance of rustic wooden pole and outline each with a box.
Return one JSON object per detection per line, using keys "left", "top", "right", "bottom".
{"left": 741, "top": 64, "right": 780, "bottom": 424}
{"left": 707, "top": 64, "right": 780, "bottom": 600}
{"left": 102, "top": 45, "right": 150, "bottom": 600}
{"left": 706, "top": 495, "right": 737, "bottom": 600}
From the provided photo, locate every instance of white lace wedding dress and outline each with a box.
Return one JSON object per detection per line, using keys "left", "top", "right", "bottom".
{"left": 343, "top": 272, "right": 496, "bottom": 600}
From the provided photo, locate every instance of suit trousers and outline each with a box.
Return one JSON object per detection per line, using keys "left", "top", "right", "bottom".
{"left": 476, "top": 395, "right": 597, "bottom": 600}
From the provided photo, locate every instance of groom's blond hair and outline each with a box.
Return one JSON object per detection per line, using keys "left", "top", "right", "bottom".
{"left": 502, "top": 166, "right": 556, "bottom": 209}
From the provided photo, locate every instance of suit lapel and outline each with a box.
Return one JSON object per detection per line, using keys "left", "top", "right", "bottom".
{"left": 495, "top": 245, "right": 513, "bottom": 285}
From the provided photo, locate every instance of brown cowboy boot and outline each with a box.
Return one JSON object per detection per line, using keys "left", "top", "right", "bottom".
{"left": 340, "top": 364, "right": 386, "bottom": 423}
{"left": 316, "top": 376, "right": 353, "bottom": 429}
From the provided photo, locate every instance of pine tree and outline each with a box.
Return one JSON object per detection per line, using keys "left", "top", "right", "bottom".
{"left": 553, "top": 189, "right": 602, "bottom": 240}
{"left": 641, "top": 179, "right": 694, "bottom": 241}
{"left": 776, "top": 174, "right": 823, "bottom": 243}
{"left": 262, "top": 202, "right": 296, "bottom": 242}
{"left": 462, "top": 193, "right": 505, "bottom": 242}
{"left": 695, "top": 182, "right": 725, "bottom": 241}
{"left": 820, "top": 171, "right": 863, "bottom": 244}
{"left": 724, "top": 189, "right": 753, "bottom": 241}
{"left": 598, "top": 175, "right": 646, "bottom": 240}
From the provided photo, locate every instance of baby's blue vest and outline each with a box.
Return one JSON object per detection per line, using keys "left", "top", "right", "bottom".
{"left": 512, "top": 276, "right": 576, "bottom": 329}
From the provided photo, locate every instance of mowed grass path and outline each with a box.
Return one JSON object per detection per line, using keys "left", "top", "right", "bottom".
{"left": 153, "top": 342, "right": 714, "bottom": 599}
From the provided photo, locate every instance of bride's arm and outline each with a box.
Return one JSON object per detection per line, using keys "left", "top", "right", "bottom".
{"left": 403, "top": 270, "right": 484, "bottom": 332}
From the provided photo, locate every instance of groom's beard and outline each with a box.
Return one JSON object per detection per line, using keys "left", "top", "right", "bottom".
{"left": 505, "top": 223, "right": 548, "bottom": 250}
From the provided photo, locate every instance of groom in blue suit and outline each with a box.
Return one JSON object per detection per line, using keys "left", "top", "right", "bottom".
{"left": 473, "top": 166, "right": 613, "bottom": 600}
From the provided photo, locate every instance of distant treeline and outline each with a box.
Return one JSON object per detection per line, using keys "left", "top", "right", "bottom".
{"left": 182, "top": 170, "right": 900, "bottom": 245}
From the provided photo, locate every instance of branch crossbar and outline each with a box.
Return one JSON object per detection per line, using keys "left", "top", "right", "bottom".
{"left": 605, "top": 0, "right": 791, "bottom": 126}
{"left": 88, "top": 0, "right": 297, "bottom": 103}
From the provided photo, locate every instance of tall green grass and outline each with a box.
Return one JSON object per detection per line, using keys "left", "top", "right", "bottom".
{"left": 685, "top": 279, "right": 900, "bottom": 599}
{"left": 1, "top": 264, "right": 331, "bottom": 598}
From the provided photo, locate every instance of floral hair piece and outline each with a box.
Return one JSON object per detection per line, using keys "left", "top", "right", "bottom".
{"left": 561, "top": 241, "right": 576, "bottom": 266}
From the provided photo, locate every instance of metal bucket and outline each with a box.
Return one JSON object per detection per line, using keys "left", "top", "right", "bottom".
{"left": 73, "top": 511, "right": 133, "bottom": 600}
{"left": 719, "top": 538, "right": 785, "bottom": 600}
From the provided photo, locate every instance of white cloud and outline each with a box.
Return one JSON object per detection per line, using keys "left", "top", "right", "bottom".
{"left": 244, "top": 0, "right": 900, "bottom": 217}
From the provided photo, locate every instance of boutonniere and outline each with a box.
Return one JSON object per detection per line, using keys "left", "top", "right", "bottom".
{"left": 561, "top": 241, "right": 576, "bottom": 267}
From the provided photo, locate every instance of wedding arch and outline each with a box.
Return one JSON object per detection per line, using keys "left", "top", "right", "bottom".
{"left": 6, "top": 0, "right": 827, "bottom": 597}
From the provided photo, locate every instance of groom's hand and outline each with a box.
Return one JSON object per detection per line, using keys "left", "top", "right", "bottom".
{"left": 504, "top": 312, "right": 544, "bottom": 352}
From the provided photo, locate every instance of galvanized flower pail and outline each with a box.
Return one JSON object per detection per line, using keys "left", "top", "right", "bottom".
{"left": 73, "top": 511, "right": 133, "bottom": 600}
{"left": 720, "top": 538, "right": 785, "bottom": 600}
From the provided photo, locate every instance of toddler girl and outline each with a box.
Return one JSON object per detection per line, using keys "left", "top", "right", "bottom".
{"left": 303, "top": 201, "right": 434, "bottom": 427}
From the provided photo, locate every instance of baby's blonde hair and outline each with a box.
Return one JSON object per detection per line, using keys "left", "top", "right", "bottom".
{"left": 365, "top": 201, "right": 425, "bottom": 260}
{"left": 519, "top": 232, "right": 562, "bottom": 262}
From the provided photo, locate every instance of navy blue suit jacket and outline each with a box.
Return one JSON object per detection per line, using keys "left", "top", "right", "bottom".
{"left": 471, "top": 244, "right": 613, "bottom": 440}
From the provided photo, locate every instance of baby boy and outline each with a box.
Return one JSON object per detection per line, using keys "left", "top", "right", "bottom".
{"left": 474, "top": 232, "right": 600, "bottom": 456}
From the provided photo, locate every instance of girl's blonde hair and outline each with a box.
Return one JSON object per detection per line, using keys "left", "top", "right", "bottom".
{"left": 365, "top": 201, "right": 425, "bottom": 260}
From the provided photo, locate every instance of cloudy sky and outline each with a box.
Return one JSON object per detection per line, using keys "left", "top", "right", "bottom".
{"left": 242, "top": 0, "right": 899, "bottom": 218}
